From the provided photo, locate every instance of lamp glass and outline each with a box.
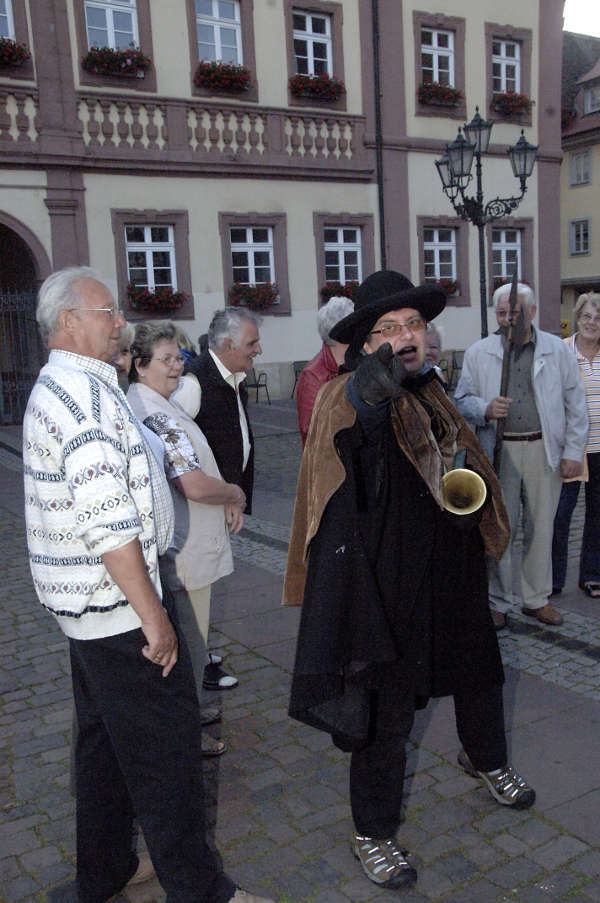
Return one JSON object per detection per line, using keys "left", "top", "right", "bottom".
{"left": 435, "top": 154, "right": 454, "bottom": 189}
{"left": 463, "top": 107, "right": 493, "bottom": 155}
{"left": 508, "top": 131, "right": 538, "bottom": 179}
{"left": 447, "top": 130, "right": 475, "bottom": 179}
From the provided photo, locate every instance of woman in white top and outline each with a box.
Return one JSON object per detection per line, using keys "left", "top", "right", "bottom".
{"left": 552, "top": 292, "right": 600, "bottom": 597}
{"left": 128, "top": 322, "right": 245, "bottom": 754}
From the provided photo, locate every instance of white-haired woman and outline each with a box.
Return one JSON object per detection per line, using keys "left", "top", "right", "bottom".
{"left": 296, "top": 295, "right": 354, "bottom": 444}
{"left": 552, "top": 292, "right": 600, "bottom": 597}
{"left": 127, "top": 322, "right": 245, "bottom": 755}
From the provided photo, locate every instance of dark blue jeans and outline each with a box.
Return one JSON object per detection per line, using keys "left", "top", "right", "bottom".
{"left": 552, "top": 452, "right": 600, "bottom": 590}
{"left": 69, "top": 604, "right": 235, "bottom": 903}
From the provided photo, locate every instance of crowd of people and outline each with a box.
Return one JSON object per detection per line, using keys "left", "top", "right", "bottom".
{"left": 22, "top": 264, "right": 597, "bottom": 900}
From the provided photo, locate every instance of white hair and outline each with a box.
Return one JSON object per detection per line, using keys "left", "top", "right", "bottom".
{"left": 36, "top": 266, "right": 111, "bottom": 343}
{"left": 317, "top": 296, "right": 355, "bottom": 345}
{"left": 207, "top": 307, "right": 262, "bottom": 351}
{"left": 493, "top": 282, "right": 535, "bottom": 312}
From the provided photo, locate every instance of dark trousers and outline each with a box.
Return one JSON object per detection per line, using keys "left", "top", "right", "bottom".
{"left": 69, "top": 609, "right": 235, "bottom": 903}
{"left": 552, "top": 452, "right": 600, "bottom": 590}
{"left": 350, "top": 684, "right": 507, "bottom": 838}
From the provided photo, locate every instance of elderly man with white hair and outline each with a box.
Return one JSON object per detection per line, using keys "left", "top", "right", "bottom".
{"left": 455, "top": 282, "right": 588, "bottom": 628}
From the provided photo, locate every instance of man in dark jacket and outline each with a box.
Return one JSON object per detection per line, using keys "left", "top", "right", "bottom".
{"left": 283, "top": 271, "right": 535, "bottom": 892}
{"left": 185, "top": 307, "right": 262, "bottom": 689}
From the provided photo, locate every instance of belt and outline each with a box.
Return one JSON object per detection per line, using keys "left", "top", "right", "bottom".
{"left": 503, "top": 431, "right": 542, "bottom": 442}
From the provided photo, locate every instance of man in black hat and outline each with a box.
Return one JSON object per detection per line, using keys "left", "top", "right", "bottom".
{"left": 283, "top": 271, "right": 535, "bottom": 892}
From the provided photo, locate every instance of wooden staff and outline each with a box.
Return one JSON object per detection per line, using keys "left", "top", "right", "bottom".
{"left": 493, "top": 267, "right": 526, "bottom": 472}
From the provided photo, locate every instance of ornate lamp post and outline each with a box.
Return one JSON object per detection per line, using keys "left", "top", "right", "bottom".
{"left": 435, "top": 107, "right": 538, "bottom": 338}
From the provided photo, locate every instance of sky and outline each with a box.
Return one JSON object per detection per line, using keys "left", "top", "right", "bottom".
{"left": 563, "top": 0, "right": 600, "bottom": 37}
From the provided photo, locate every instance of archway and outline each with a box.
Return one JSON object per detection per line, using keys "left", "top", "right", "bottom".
{"left": 0, "top": 219, "right": 50, "bottom": 423}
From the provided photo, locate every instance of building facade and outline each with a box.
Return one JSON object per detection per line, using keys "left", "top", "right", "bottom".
{"left": 0, "top": 0, "right": 563, "bottom": 416}
{"left": 561, "top": 31, "right": 600, "bottom": 328}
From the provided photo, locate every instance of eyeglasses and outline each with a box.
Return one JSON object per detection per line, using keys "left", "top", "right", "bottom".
{"left": 153, "top": 354, "right": 185, "bottom": 368}
{"left": 369, "top": 316, "right": 425, "bottom": 338}
{"left": 68, "top": 306, "right": 122, "bottom": 319}
{"left": 580, "top": 313, "right": 600, "bottom": 325}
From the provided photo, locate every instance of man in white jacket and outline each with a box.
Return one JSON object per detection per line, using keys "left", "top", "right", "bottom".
{"left": 455, "top": 283, "right": 588, "bottom": 628}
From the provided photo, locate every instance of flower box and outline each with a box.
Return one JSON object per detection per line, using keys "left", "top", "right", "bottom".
{"left": 418, "top": 81, "right": 462, "bottom": 107}
{"left": 319, "top": 281, "right": 358, "bottom": 303}
{"left": 82, "top": 45, "right": 151, "bottom": 78}
{"left": 228, "top": 282, "right": 279, "bottom": 311}
{"left": 435, "top": 278, "right": 459, "bottom": 296}
{"left": 0, "top": 37, "right": 31, "bottom": 68}
{"left": 127, "top": 284, "right": 187, "bottom": 313}
{"left": 289, "top": 73, "right": 345, "bottom": 103}
{"left": 490, "top": 91, "right": 532, "bottom": 117}
{"left": 194, "top": 60, "right": 251, "bottom": 93}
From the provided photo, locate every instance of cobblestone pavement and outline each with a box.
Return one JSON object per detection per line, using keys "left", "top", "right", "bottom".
{"left": 1, "top": 402, "right": 600, "bottom": 903}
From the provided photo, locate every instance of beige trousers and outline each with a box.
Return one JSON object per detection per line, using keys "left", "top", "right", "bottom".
{"left": 172, "top": 585, "right": 212, "bottom": 701}
{"left": 489, "top": 439, "right": 562, "bottom": 612}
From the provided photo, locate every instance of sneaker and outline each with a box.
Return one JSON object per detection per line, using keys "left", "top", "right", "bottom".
{"left": 458, "top": 749, "right": 535, "bottom": 809}
{"left": 203, "top": 661, "right": 238, "bottom": 690}
{"left": 200, "top": 704, "right": 222, "bottom": 726}
{"left": 351, "top": 832, "right": 417, "bottom": 889}
{"left": 229, "top": 890, "right": 276, "bottom": 903}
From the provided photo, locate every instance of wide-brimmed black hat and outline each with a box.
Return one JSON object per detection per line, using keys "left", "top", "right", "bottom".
{"left": 330, "top": 270, "right": 446, "bottom": 345}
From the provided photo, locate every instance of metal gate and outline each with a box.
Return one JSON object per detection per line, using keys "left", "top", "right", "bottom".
{"left": 0, "top": 290, "right": 44, "bottom": 424}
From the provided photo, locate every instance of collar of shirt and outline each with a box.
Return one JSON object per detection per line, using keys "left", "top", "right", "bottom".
{"left": 50, "top": 349, "right": 121, "bottom": 386}
{"left": 209, "top": 349, "right": 247, "bottom": 391}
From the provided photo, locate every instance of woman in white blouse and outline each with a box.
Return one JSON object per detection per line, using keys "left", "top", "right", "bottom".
{"left": 128, "top": 322, "right": 245, "bottom": 755}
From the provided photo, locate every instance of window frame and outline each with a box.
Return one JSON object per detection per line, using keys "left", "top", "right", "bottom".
{"left": 487, "top": 217, "right": 534, "bottom": 295}
{"left": 413, "top": 11, "right": 466, "bottom": 120}
{"left": 485, "top": 22, "right": 532, "bottom": 126}
{"left": 74, "top": 0, "right": 157, "bottom": 92}
{"left": 185, "top": 0, "right": 258, "bottom": 101}
{"left": 125, "top": 224, "right": 178, "bottom": 292}
{"left": 0, "top": 0, "right": 34, "bottom": 80}
{"left": 417, "top": 216, "right": 470, "bottom": 307}
{"left": 230, "top": 225, "right": 275, "bottom": 286}
{"left": 569, "top": 148, "right": 591, "bottom": 186}
{"left": 569, "top": 219, "right": 590, "bottom": 256}
{"left": 313, "top": 213, "right": 375, "bottom": 298}
{"left": 111, "top": 209, "right": 193, "bottom": 319}
{"left": 0, "top": 0, "right": 15, "bottom": 39}
{"left": 491, "top": 37, "right": 520, "bottom": 94}
{"left": 323, "top": 225, "right": 362, "bottom": 284}
{"left": 583, "top": 84, "right": 600, "bottom": 115}
{"left": 420, "top": 27, "right": 454, "bottom": 87}
{"left": 284, "top": 0, "right": 346, "bottom": 111}
{"left": 219, "top": 212, "right": 290, "bottom": 315}
{"left": 292, "top": 9, "right": 332, "bottom": 77}
{"left": 84, "top": 0, "right": 139, "bottom": 51}
{"left": 194, "top": 0, "right": 242, "bottom": 64}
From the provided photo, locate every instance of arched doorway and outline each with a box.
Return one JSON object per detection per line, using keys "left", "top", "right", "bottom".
{"left": 0, "top": 220, "right": 50, "bottom": 423}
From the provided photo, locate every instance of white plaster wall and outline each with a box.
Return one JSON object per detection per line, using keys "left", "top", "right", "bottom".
{"left": 403, "top": 0, "right": 539, "bottom": 142}
{"left": 560, "top": 146, "right": 600, "bottom": 281}
{"left": 82, "top": 172, "right": 378, "bottom": 378}
{"left": 407, "top": 149, "right": 539, "bottom": 351}
{"left": 0, "top": 169, "right": 52, "bottom": 260}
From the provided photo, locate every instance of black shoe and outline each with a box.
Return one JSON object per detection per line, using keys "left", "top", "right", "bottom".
{"left": 203, "top": 661, "right": 238, "bottom": 690}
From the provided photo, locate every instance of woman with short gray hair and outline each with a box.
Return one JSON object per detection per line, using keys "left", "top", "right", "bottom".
{"left": 296, "top": 295, "right": 354, "bottom": 445}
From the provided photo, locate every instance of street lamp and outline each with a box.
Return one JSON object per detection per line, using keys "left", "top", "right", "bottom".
{"left": 435, "top": 107, "right": 538, "bottom": 338}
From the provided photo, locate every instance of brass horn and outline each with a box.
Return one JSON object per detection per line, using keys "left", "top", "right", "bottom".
{"left": 442, "top": 468, "right": 487, "bottom": 516}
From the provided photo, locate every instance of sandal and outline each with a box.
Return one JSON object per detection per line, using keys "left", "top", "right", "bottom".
{"left": 583, "top": 582, "right": 600, "bottom": 598}
{"left": 202, "top": 734, "right": 226, "bottom": 757}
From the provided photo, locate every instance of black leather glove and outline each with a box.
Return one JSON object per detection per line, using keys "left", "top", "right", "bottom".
{"left": 353, "top": 343, "right": 408, "bottom": 406}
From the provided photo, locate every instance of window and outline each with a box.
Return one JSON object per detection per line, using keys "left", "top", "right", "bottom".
{"left": 570, "top": 149, "right": 591, "bottom": 186}
{"left": 492, "top": 38, "right": 520, "bottom": 94}
{"left": 284, "top": 1, "right": 345, "bottom": 109}
{"left": 125, "top": 225, "right": 177, "bottom": 290}
{"left": 324, "top": 227, "right": 361, "bottom": 283}
{"left": 584, "top": 84, "right": 600, "bottom": 115}
{"left": 570, "top": 220, "right": 590, "bottom": 255}
{"left": 293, "top": 9, "right": 331, "bottom": 75}
{"left": 219, "top": 213, "right": 290, "bottom": 314}
{"left": 112, "top": 210, "right": 192, "bottom": 318}
{"left": 84, "top": 0, "right": 138, "bottom": 50}
{"left": 230, "top": 226, "right": 274, "bottom": 284}
{"left": 485, "top": 23, "right": 532, "bottom": 124}
{"left": 417, "top": 217, "right": 469, "bottom": 306}
{"left": 195, "top": 0, "right": 241, "bottom": 63}
{"left": 413, "top": 12, "right": 466, "bottom": 119}
{"left": 492, "top": 228, "right": 521, "bottom": 281}
{"left": 423, "top": 227, "right": 456, "bottom": 282}
{"left": 0, "top": 0, "right": 15, "bottom": 39}
{"left": 421, "top": 28, "right": 454, "bottom": 86}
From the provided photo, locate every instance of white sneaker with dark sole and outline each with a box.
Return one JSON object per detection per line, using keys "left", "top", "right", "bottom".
{"left": 458, "top": 749, "right": 536, "bottom": 809}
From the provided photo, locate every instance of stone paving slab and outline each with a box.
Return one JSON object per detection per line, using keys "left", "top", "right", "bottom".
{"left": 2, "top": 405, "right": 600, "bottom": 903}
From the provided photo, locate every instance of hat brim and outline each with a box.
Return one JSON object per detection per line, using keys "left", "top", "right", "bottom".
{"left": 329, "top": 284, "right": 446, "bottom": 344}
